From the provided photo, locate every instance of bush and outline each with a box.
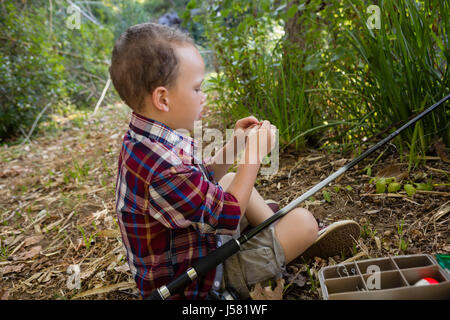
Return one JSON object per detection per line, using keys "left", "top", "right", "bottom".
{"left": 0, "top": 1, "right": 114, "bottom": 143}
{"left": 325, "top": 0, "right": 449, "bottom": 159}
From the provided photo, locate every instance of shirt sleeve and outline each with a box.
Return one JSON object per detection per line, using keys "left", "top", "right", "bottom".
{"left": 148, "top": 164, "right": 241, "bottom": 235}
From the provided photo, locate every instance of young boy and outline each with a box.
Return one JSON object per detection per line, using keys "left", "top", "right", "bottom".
{"left": 110, "top": 22, "right": 360, "bottom": 300}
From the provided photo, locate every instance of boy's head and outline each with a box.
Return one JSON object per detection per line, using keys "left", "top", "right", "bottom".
{"left": 110, "top": 22, "right": 207, "bottom": 131}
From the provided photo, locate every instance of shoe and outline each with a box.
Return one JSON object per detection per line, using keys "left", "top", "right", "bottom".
{"left": 298, "top": 220, "right": 361, "bottom": 262}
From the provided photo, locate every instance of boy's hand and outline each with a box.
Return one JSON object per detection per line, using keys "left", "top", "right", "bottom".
{"left": 229, "top": 116, "right": 261, "bottom": 156}
{"left": 234, "top": 116, "right": 260, "bottom": 132}
{"left": 245, "top": 120, "right": 276, "bottom": 164}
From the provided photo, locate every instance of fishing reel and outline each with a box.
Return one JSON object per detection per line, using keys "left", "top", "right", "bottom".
{"left": 208, "top": 287, "right": 240, "bottom": 300}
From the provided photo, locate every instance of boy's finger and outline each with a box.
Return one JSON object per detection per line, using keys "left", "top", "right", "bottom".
{"left": 260, "top": 120, "right": 271, "bottom": 128}
{"left": 237, "top": 116, "right": 260, "bottom": 128}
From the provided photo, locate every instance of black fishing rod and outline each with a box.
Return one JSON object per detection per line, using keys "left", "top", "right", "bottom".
{"left": 147, "top": 94, "right": 450, "bottom": 300}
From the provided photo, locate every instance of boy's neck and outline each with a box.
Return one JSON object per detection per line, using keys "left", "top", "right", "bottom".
{"left": 135, "top": 109, "right": 176, "bottom": 130}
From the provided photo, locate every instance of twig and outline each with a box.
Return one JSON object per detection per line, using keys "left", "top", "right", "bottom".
{"left": 424, "top": 165, "right": 449, "bottom": 175}
{"left": 71, "top": 281, "right": 135, "bottom": 299}
{"left": 342, "top": 251, "right": 367, "bottom": 263}
{"left": 20, "top": 101, "right": 52, "bottom": 145}
{"left": 92, "top": 77, "right": 111, "bottom": 116}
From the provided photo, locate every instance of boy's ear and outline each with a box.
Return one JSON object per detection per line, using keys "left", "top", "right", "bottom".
{"left": 152, "top": 86, "right": 170, "bottom": 112}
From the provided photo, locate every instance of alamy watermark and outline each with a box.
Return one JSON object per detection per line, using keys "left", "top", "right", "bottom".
{"left": 175, "top": 120, "right": 279, "bottom": 176}
{"left": 366, "top": 5, "right": 381, "bottom": 30}
{"left": 336, "top": 264, "right": 381, "bottom": 290}
{"left": 66, "top": 264, "right": 81, "bottom": 290}
{"left": 66, "top": 4, "right": 81, "bottom": 30}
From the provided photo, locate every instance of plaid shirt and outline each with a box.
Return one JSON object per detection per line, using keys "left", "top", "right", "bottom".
{"left": 115, "top": 112, "right": 241, "bottom": 300}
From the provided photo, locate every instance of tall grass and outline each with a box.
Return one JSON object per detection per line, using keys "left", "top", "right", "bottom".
{"left": 345, "top": 0, "right": 449, "bottom": 165}
{"left": 202, "top": 1, "right": 349, "bottom": 151}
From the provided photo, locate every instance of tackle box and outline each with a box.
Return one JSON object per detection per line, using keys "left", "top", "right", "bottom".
{"left": 318, "top": 254, "right": 450, "bottom": 299}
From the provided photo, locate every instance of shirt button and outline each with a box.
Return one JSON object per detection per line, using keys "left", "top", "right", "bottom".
{"left": 214, "top": 281, "right": 220, "bottom": 288}
{"left": 217, "top": 241, "right": 222, "bottom": 247}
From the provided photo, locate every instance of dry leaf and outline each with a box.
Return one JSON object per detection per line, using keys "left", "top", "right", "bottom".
{"left": 375, "top": 164, "right": 408, "bottom": 181}
{"left": 13, "top": 245, "right": 41, "bottom": 261}
{"left": 114, "top": 263, "right": 130, "bottom": 274}
{"left": 331, "top": 158, "right": 348, "bottom": 167}
{"left": 0, "top": 289, "right": 10, "bottom": 300}
{"left": 249, "top": 278, "right": 285, "bottom": 300}
{"left": 0, "top": 263, "right": 25, "bottom": 275}
{"left": 23, "top": 235, "right": 44, "bottom": 247}
{"left": 374, "top": 236, "right": 381, "bottom": 251}
{"left": 435, "top": 139, "right": 450, "bottom": 163}
{"left": 285, "top": 272, "right": 307, "bottom": 288}
{"left": 71, "top": 281, "right": 136, "bottom": 299}
{"left": 97, "top": 229, "right": 120, "bottom": 238}
{"left": 0, "top": 166, "right": 21, "bottom": 178}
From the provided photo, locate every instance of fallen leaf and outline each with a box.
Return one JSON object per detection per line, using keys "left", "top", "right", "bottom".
{"left": 97, "top": 229, "right": 120, "bottom": 238}
{"left": 0, "top": 166, "right": 21, "bottom": 178}
{"left": 374, "top": 236, "right": 382, "bottom": 251}
{"left": 435, "top": 139, "right": 450, "bottom": 163}
{"left": 0, "top": 263, "right": 25, "bottom": 275}
{"left": 331, "top": 158, "right": 348, "bottom": 167}
{"left": 114, "top": 263, "right": 130, "bottom": 274}
{"left": 376, "top": 164, "right": 408, "bottom": 181}
{"left": 23, "top": 235, "right": 44, "bottom": 247}
{"left": 285, "top": 272, "right": 307, "bottom": 288}
{"left": 249, "top": 278, "right": 285, "bottom": 300}
{"left": 0, "top": 289, "right": 10, "bottom": 300}
{"left": 71, "top": 281, "right": 136, "bottom": 299}
{"left": 14, "top": 246, "right": 41, "bottom": 261}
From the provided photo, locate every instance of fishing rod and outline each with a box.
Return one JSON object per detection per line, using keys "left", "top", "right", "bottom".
{"left": 147, "top": 94, "right": 450, "bottom": 300}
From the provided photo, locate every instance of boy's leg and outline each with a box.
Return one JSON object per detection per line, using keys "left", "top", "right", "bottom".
{"left": 218, "top": 172, "right": 274, "bottom": 226}
{"left": 218, "top": 172, "right": 318, "bottom": 264}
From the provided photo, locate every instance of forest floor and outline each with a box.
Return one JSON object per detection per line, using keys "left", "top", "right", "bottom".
{"left": 0, "top": 103, "right": 448, "bottom": 300}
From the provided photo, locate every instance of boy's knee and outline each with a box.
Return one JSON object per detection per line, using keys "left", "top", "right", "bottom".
{"left": 218, "top": 172, "right": 236, "bottom": 189}
{"left": 292, "top": 208, "right": 318, "bottom": 239}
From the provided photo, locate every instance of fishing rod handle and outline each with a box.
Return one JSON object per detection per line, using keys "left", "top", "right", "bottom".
{"left": 146, "top": 238, "right": 241, "bottom": 300}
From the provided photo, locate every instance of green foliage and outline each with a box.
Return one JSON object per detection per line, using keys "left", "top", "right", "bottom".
{"left": 183, "top": 0, "right": 332, "bottom": 150}
{"left": 343, "top": 0, "right": 449, "bottom": 156}
{"left": 184, "top": 0, "right": 449, "bottom": 157}
{"left": 0, "top": 1, "right": 114, "bottom": 143}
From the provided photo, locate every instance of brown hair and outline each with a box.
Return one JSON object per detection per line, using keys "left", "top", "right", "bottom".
{"left": 109, "top": 22, "right": 195, "bottom": 111}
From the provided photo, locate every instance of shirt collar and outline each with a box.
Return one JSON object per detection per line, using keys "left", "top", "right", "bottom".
{"left": 129, "top": 112, "right": 199, "bottom": 158}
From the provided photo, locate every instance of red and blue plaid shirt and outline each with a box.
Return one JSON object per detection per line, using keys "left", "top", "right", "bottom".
{"left": 115, "top": 112, "right": 241, "bottom": 300}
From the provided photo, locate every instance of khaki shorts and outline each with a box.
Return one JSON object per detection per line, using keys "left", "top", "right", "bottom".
{"left": 218, "top": 216, "right": 286, "bottom": 299}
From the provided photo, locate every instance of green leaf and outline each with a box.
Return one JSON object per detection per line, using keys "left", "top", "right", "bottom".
{"left": 186, "top": 0, "right": 197, "bottom": 10}
{"left": 414, "top": 183, "right": 432, "bottom": 191}
{"left": 404, "top": 184, "right": 416, "bottom": 197}
{"left": 286, "top": 4, "right": 298, "bottom": 19}
{"left": 323, "top": 190, "right": 332, "bottom": 203}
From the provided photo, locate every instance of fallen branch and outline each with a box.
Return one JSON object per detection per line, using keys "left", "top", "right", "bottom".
{"left": 20, "top": 101, "right": 52, "bottom": 146}
{"left": 71, "top": 281, "right": 135, "bottom": 299}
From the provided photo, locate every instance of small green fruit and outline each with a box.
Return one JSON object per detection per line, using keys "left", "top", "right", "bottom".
{"left": 385, "top": 177, "right": 395, "bottom": 184}
{"left": 376, "top": 178, "right": 386, "bottom": 193}
{"left": 388, "top": 182, "right": 401, "bottom": 193}
{"left": 404, "top": 184, "right": 416, "bottom": 197}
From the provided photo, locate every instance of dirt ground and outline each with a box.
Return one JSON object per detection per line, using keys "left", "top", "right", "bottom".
{"left": 0, "top": 103, "right": 448, "bottom": 300}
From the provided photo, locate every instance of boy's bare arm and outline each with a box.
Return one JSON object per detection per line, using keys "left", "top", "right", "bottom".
{"left": 225, "top": 121, "right": 276, "bottom": 216}
{"left": 207, "top": 117, "right": 260, "bottom": 182}
{"left": 205, "top": 141, "right": 234, "bottom": 182}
